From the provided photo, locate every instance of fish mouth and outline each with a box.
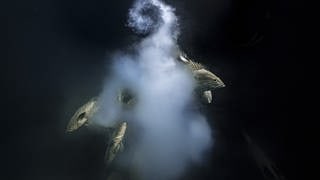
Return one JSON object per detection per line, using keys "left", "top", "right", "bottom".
{"left": 65, "top": 127, "right": 75, "bottom": 133}
{"left": 205, "top": 71, "right": 226, "bottom": 89}
{"left": 216, "top": 81, "right": 226, "bottom": 88}
{"left": 205, "top": 73, "right": 225, "bottom": 89}
{"left": 65, "top": 121, "right": 83, "bottom": 133}
{"left": 65, "top": 124, "right": 78, "bottom": 133}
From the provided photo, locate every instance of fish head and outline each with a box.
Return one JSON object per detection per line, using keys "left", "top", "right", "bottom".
{"left": 194, "top": 69, "right": 225, "bottom": 90}
{"left": 66, "top": 112, "right": 89, "bottom": 133}
{"left": 66, "top": 99, "right": 97, "bottom": 133}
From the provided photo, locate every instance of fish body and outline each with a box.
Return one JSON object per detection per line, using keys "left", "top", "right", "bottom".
{"left": 105, "top": 122, "right": 128, "bottom": 165}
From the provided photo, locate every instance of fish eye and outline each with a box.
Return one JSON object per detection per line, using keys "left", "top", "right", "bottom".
{"left": 78, "top": 112, "right": 86, "bottom": 120}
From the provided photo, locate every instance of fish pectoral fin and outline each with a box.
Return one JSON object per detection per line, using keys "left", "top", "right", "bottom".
{"left": 113, "top": 145, "right": 120, "bottom": 153}
{"left": 203, "top": 90, "right": 213, "bottom": 104}
{"left": 120, "top": 142, "right": 124, "bottom": 152}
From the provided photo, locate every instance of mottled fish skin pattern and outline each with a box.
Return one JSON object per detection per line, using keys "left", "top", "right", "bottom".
{"left": 66, "top": 97, "right": 98, "bottom": 133}
{"left": 105, "top": 122, "right": 128, "bottom": 165}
